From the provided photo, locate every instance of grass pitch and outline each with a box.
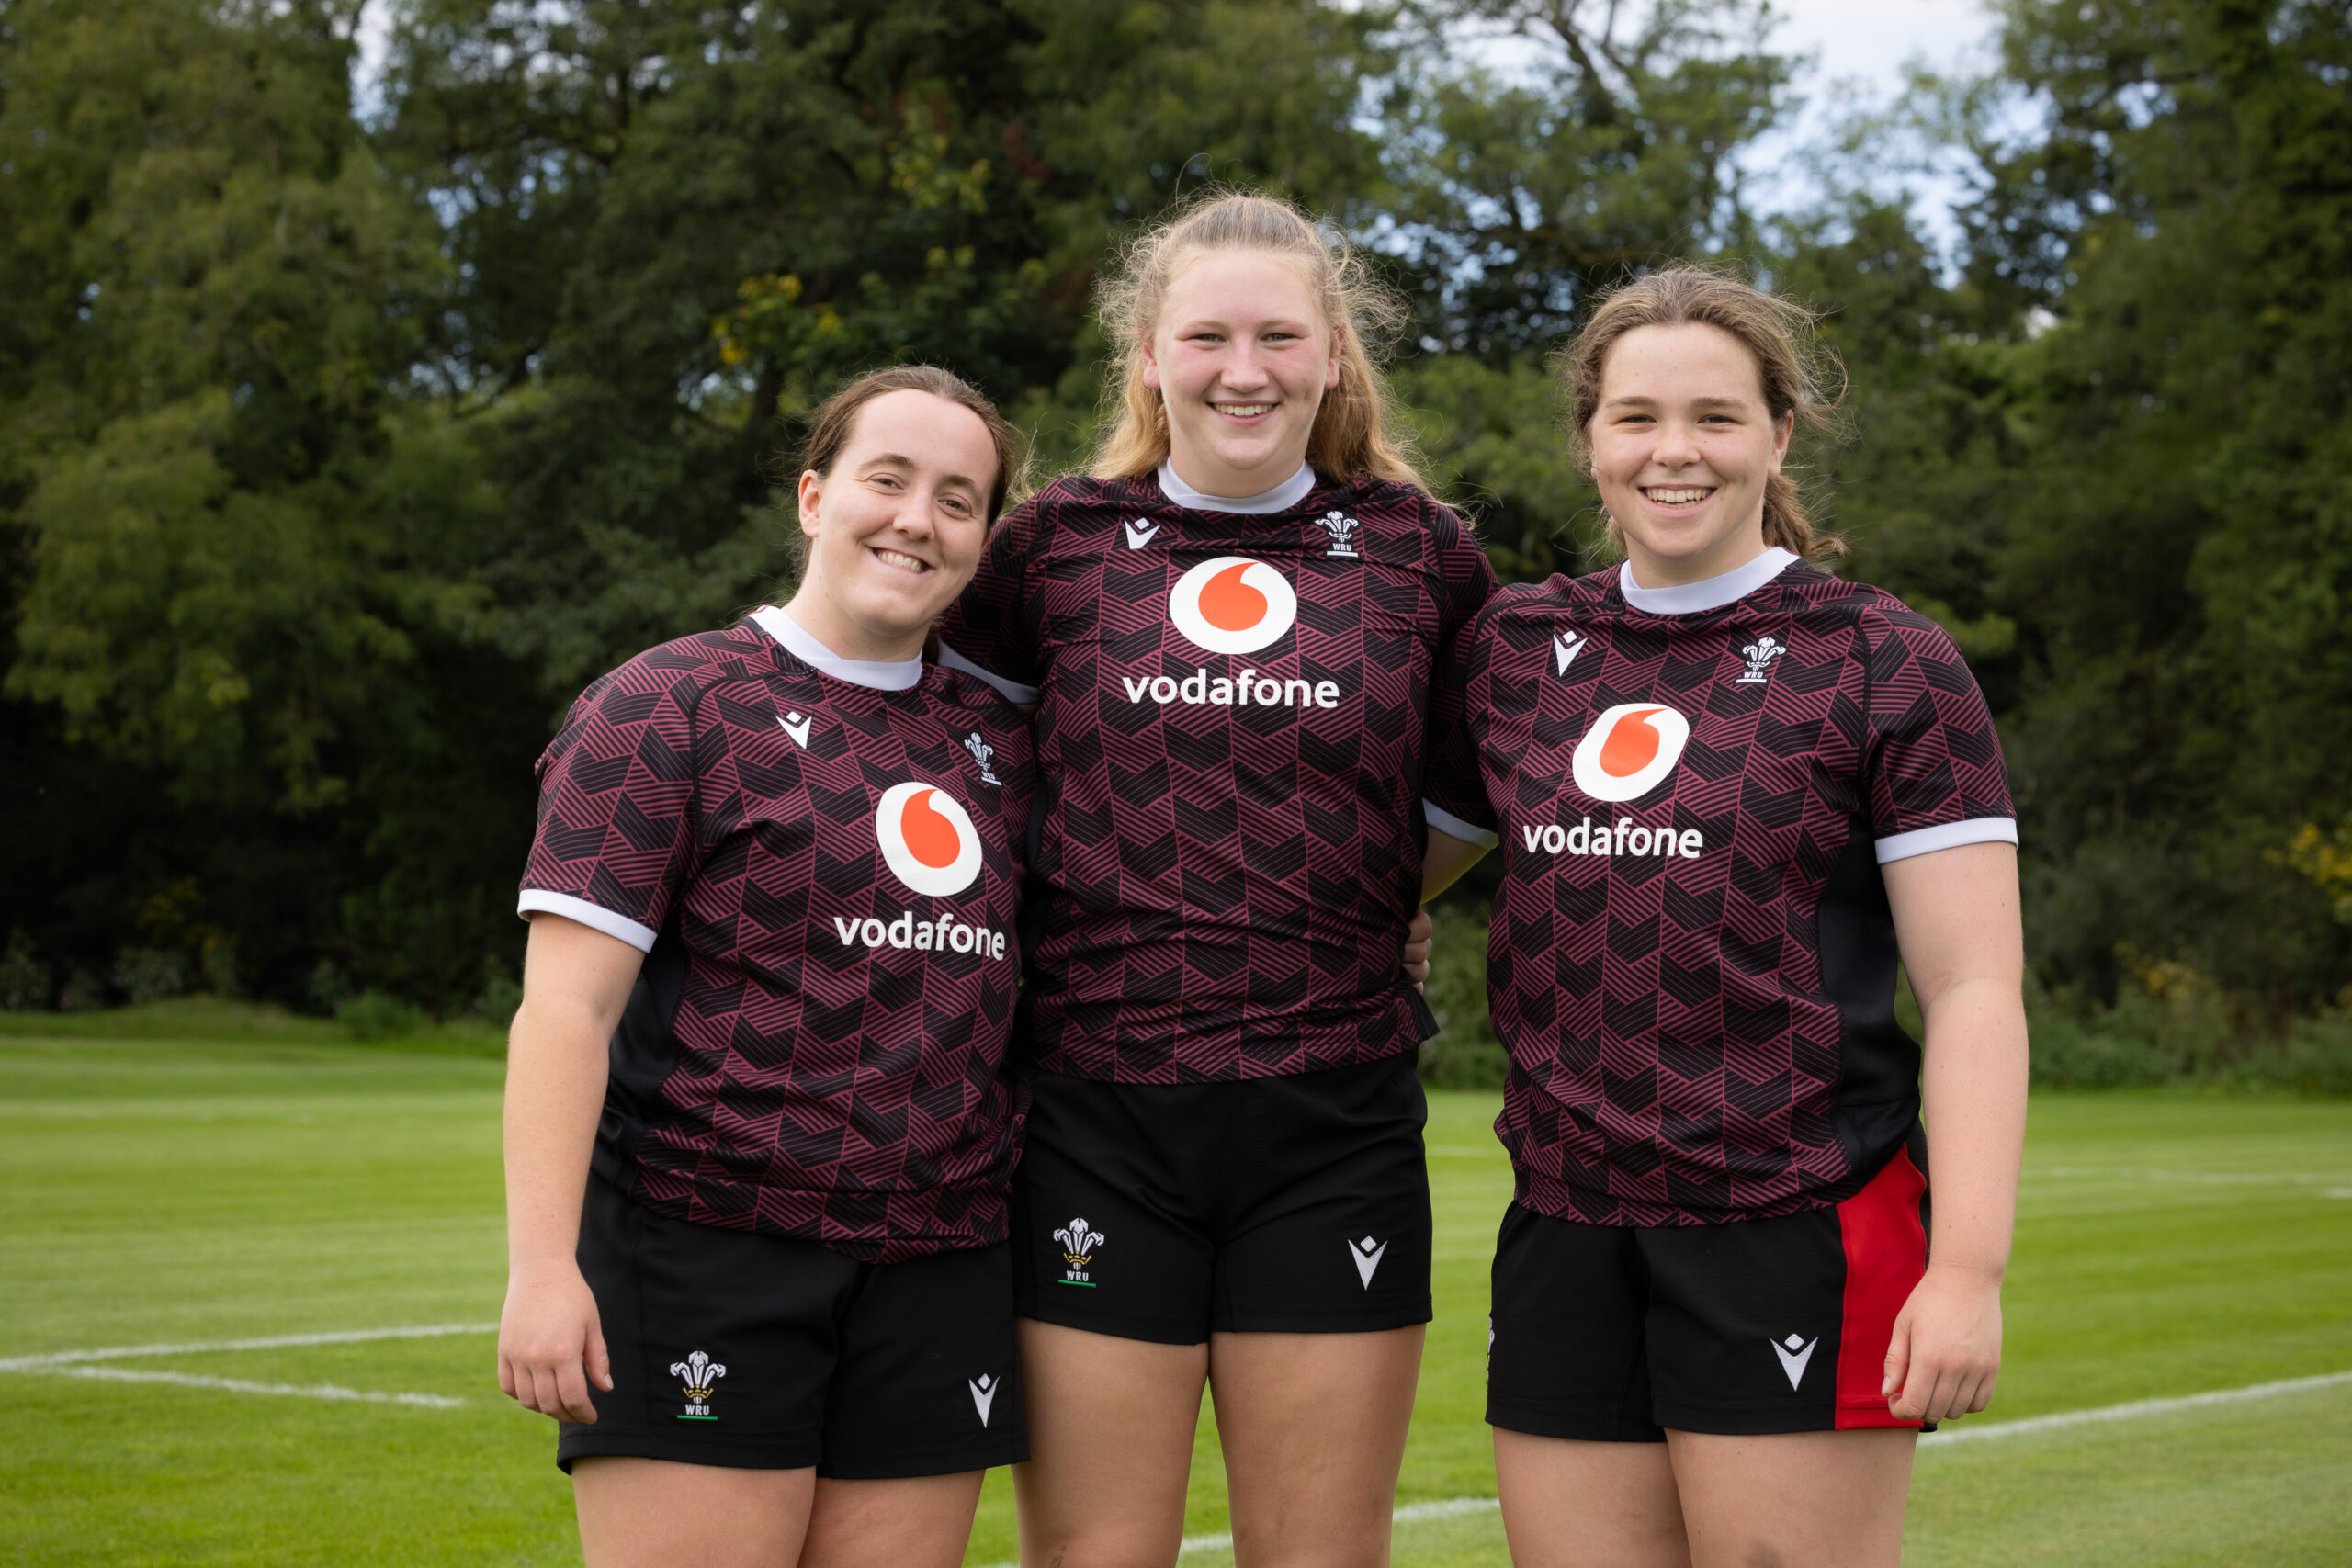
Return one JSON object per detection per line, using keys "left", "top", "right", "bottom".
{"left": 1, "top": 1016, "right": 2346, "bottom": 1565}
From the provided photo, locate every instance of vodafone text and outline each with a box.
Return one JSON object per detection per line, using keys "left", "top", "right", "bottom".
{"left": 1121, "top": 667, "right": 1341, "bottom": 710}
{"left": 833, "top": 909, "right": 1010, "bottom": 960}
{"left": 1521, "top": 816, "right": 1705, "bottom": 860}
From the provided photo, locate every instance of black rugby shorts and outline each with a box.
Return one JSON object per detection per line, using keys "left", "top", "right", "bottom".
{"left": 1487, "top": 1143, "right": 1934, "bottom": 1439}
{"left": 1012, "top": 1053, "right": 1433, "bottom": 1344}
{"left": 558, "top": 1171, "right": 1026, "bottom": 1477}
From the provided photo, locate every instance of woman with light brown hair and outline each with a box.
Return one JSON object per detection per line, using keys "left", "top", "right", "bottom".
{"left": 936, "top": 191, "right": 1496, "bottom": 1565}
{"left": 1421, "top": 264, "right": 2028, "bottom": 1565}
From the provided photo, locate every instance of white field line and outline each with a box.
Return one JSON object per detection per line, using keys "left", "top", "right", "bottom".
{"left": 969, "top": 1371, "right": 2352, "bottom": 1566}
{"left": 2039, "top": 1166, "right": 2351, "bottom": 1188}
{"left": 56, "top": 1365, "right": 466, "bottom": 1408}
{"left": 0, "top": 1321, "right": 496, "bottom": 1373}
{"left": 1917, "top": 1369, "right": 2352, "bottom": 1447}
{"left": 0, "top": 1322, "right": 495, "bottom": 1407}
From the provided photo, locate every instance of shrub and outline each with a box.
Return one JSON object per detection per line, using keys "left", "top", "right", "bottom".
{"left": 306, "top": 960, "right": 352, "bottom": 1012}
{"left": 110, "top": 948, "right": 186, "bottom": 1006}
{"left": 471, "top": 962, "right": 523, "bottom": 1030}
{"left": 57, "top": 970, "right": 105, "bottom": 1011}
{"left": 2025, "top": 1004, "right": 2175, "bottom": 1089}
{"left": 0, "top": 932, "right": 47, "bottom": 1010}
{"left": 199, "top": 936, "right": 240, "bottom": 998}
{"left": 337, "top": 989, "right": 428, "bottom": 1041}
{"left": 2232, "top": 1013, "right": 2352, "bottom": 1097}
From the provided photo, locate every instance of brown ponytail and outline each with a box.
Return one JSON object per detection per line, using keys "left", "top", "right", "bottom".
{"left": 1557, "top": 265, "right": 1847, "bottom": 560}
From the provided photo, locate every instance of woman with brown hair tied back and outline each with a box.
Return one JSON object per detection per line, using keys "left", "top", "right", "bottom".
{"left": 1422, "top": 265, "right": 2028, "bottom": 1566}
{"left": 936, "top": 191, "right": 1498, "bottom": 1564}
{"left": 499, "top": 365, "right": 1040, "bottom": 1568}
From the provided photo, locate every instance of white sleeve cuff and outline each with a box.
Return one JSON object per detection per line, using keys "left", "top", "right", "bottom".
{"left": 1424, "top": 800, "right": 1500, "bottom": 850}
{"left": 1874, "top": 817, "right": 2018, "bottom": 865}
{"left": 516, "top": 890, "right": 659, "bottom": 953}
{"left": 939, "top": 642, "right": 1039, "bottom": 705}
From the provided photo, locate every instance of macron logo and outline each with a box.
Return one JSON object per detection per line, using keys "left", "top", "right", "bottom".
{"left": 1125, "top": 520, "right": 1160, "bottom": 549}
{"left": 1349, "top": 1235, "right": 1388, "bottom": 1289}
{"left": 778, "top": 711, "right": 813, "bottom": 749}
{"left": 1554, "top": 631, "right": 1587, "bottom": 676}
{"left": 969, "top": 1373, "right": 999, "bottom": 1427}
{"left": 1771, "top": 1334, "right": 1818, "bottom": 1390}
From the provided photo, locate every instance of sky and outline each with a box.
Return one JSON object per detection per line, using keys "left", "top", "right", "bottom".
{"left": 1763, "top": 0, "right": 2001, "bottom": 96}
{"left": 1742, "top": 0, "right": 2007, "bottom": 234}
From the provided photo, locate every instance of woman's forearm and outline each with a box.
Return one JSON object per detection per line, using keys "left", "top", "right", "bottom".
{"left": 503, "top": 994, "right": 612, "bottom": 1278}
{"left": 1917, "top": 974, "right": 2028, "bottom": 1279}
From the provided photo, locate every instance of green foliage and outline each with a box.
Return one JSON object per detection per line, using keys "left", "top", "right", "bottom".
{"left": 0, "top": 932, "right": 45, "bottom": 1010}
{"left": 1, "top": 0, "right": 2348, "bottom": 1039}
{"left": 334, "top": 987, "right": 429, "bottom": 1041}
{"left": 2018, "top": 1, "right": 2352, "bottom": 1011}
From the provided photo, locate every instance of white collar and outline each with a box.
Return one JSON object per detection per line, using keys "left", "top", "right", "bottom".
{"left": 750, "top": 606, "right": 922, "bottom": 692}
{"left": 1156, "top": 460, "right": 1317, "bottom": 515}
{"left": 1617, "top": 547, "right": 1799, "bottom": 615}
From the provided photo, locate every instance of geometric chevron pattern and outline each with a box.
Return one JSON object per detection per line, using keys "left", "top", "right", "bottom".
{"left": 941, "top": 474, "right": 1497, "bottom": 1083}
{"left": 1426, "top": 561, "right": 2014, "bottom": 1225}
{"left": 519, "top": 621, "right": 1035, "bottom": 1262}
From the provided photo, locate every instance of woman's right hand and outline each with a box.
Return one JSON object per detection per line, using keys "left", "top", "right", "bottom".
{"left": 497, "top": 1262, "right": 613, "bottom": 1423}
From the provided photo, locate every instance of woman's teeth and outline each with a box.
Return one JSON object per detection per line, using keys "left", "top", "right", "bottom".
{"left": 874, "top": 548, "right": 930, "bottom": 572}
{"left": 1645, "top": 487, "right": 1713, "bottom": 506}
{"left": 1215, "top": 403, "right": 1272, "bottom": 418}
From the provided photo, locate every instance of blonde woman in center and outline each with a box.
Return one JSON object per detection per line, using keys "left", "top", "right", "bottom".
{"left": 937, "top": 192, "right": 1498, "bottom": 1565}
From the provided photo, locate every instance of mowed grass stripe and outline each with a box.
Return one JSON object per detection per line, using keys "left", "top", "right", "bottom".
{"left": 3, "top": 1041, "right": 2348, "bottom": 1568}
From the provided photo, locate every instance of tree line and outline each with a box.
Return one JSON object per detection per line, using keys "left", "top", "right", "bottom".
{"left": 2, "top": 0, "right": 2347, "bottom": 1041}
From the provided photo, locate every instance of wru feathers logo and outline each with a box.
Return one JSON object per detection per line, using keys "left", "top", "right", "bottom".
{"left": 671, "top": 1348, "right": 726, "bottom": 1420}
{"left": 1054, "top": 1218, "right": 1102, "bottom": 1266}
{"left": 1054, "top": 1217, "right": 1104, "bottom": 1287}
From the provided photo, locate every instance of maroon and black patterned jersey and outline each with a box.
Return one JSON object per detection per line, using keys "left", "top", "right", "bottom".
{"left": 517, "top": 618, "right": 1035, "bottom": 1262}
{"left": 938, "top": 473, "right": 1497, "bottom": 1083}
{"left": 1425, "top": 552, "right": 2015, "bottom": 1227}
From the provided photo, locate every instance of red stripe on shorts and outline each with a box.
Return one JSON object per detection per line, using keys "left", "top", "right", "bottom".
{"left": 1833, "top": 1146, "right": 1928, "bottom": 1430}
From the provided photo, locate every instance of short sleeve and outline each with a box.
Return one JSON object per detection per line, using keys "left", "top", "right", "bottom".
{"left": 1863, "top": 609, "right": 2018, "bottom": 864}
{"left": 937, "top": 495, "right": 1045, "bottom": 702}
{"left": 515, "top": 662, "right": 702, "bottom": 951}
{"left": 1422, "top": 598, "right": 1500, "bottom": 846}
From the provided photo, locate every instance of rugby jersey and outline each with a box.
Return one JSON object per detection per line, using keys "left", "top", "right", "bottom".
{"left": 1424, "top": 548, "right": 2016, "bottom": 1226}
{"left": 939, "top": 466, "right": 1497, "bottom": 1082}
{"left": 516, "top": 609, "right": 1035, "bottom": 1261}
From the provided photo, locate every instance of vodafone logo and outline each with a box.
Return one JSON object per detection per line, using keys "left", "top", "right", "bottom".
{"left": 1571, "top": 703, "right": 1692, "bottom": 804}
{"left": 1168, "top": 556, "right": 1297, "bottom": 656}
{"left": 874, "top": 782, "right": 982, "bottom": 897}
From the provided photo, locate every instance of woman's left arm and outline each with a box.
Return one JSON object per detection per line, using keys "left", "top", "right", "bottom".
{"left": 1880, "top": 840, "right": 2028, "bottom": 1423}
